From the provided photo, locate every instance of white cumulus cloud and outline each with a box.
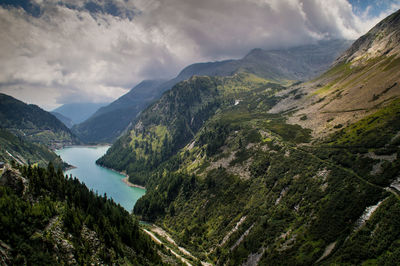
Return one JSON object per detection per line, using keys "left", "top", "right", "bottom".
{"left": 0, "top": 0, "right": 398, "bottom": 110}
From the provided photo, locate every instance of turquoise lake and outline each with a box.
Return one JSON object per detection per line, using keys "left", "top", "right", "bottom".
{"left": 55, "top": 146, "right": 145, "bottom": 212}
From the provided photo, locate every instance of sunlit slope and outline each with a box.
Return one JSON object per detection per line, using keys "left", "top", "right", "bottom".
{"left": 269, "top": 9, "right": 400, "bottom": 138}
{"left": 97, "top": 73, "right": 285, "bottom": 185}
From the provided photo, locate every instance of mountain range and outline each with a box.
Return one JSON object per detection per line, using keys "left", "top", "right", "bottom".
{"left": 72, "top": 39, "right": 352, "bottom": 143}
{"left": 98, "top": 9, "right": 400, "bottom": 265}
{"left": 51, "top": 112, "right": 74, "bottom": 128}
{"left": 52, "top": 102, "right": 108, "bottom": 125}
{"left": 72, "top": 79, "right": 167, "bottom": 143}
{"left": 1, "top": 8, "right": 400, "bottom": 266}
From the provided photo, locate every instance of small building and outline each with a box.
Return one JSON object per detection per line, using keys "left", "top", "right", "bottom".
{"left": 0, "top": 162, "right": 4, "bottom": 168}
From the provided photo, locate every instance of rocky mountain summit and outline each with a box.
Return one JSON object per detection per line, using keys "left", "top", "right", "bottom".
{"left": 336, "top": 9, "right": 400, "bottom": 65}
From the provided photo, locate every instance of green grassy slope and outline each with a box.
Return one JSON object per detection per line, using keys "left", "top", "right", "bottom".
{"left": 133, "top": 81, "right": 400, "bottom": 265}
{"left": 97, "top": 73, "right": 284, "bottom": 186}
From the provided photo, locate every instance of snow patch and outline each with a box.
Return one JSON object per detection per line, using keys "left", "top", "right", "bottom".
{"left": 5, "top": 150, "right": 24, "bottom": 165}
{"left": 187, "top": 140, "right": 196, "bottom": 150}
{"left": 391, "top": 131, "right": 400, "bottom": 143}
{"left": 365, "top": 152, "right": 397, "bottom": 162}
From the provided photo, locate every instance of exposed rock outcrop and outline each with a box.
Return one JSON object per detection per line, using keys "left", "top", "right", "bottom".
{"left": 0, "top": 168, "right": 28, "bottom": 196}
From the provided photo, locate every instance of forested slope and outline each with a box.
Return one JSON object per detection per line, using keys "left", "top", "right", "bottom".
{"left": 0, "top": 164, "right": 166, "bottom": 265}
{"left": 99, "top": 9, "right": 400, "bottom": 265}
{"left": 97, "top": 73, "right": 284, "bottom": 185}
{"left": 0, "top": 93, "right": 79, "bottom": 149}
{"left": 0, "top": 129, "right": 64, "bottom": 168}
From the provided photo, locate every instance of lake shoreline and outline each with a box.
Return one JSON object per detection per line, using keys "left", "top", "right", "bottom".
{"left": 56, "top": 146, "right": 145, "bottom": 211}
{"left": 97, "top": 164, "right": 146, "bottom": 190}
{"left": 122, "top": 176, "right": 146, "bottom": 190}
{"left": 64, "top": 165, "right": 77, "bottom": 172}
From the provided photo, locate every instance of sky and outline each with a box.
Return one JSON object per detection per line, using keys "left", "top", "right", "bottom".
{"left": 0, "top": 0, "right": 399, "bottom": 110}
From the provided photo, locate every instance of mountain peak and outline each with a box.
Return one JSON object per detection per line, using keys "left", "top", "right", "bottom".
{"left": 335, "top": 9, "right": 400, "bottom": 65}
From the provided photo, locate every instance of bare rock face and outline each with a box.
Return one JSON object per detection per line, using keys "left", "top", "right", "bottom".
{"left": 44, "top": 216, "right": 77, "bottom": 265}
{"left": 0, "top": 168, "right": 28, "bottom": 196}
{"left": 269, "top": 9, "right": 400, "bottom": 139}
{"left": 0, "top": 240, "right": 11, "bottom": 266}
{"left": 335, "top": 9, "right": 400, "bottom": 65}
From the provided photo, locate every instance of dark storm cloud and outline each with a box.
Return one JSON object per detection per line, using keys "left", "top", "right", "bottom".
{"left": 0, "top": 0, "right": 397, "bottom": 109}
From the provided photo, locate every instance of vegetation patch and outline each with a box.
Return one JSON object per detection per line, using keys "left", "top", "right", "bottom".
{"left": 327, "top": 98, "right": 400, "bottom": 148}
{"left": 383, "top": 56, "right": 400, "bottom": 71}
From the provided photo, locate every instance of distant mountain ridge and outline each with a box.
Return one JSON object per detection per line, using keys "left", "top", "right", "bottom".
{"left": 0, "top": 93, "right": 79, "bottom": 149}
{"left": 52, "top": 102, "right": 108, "bottom": 124}
{"left": 72, "top": 79, "right": 167, "bottom": 143}
{"left": 74, "top": 39, "right": 352, "bottom": 144}
{"left": 93, "top": 79, "right": 167, "bottom": 118}
{"left": 177, "top": 39, "right": 353, "bottom": 82}
{"left": 51, "top": 112, "right": 74, "bottom": 128}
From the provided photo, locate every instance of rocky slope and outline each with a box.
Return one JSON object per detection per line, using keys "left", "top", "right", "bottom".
{"left": 269, "top": 9, "right": 400, "bottom": 139}
{"left": 335, "top": 9, "right": 400, "bottom": 64}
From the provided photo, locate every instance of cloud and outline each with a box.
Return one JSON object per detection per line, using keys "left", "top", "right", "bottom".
{"left": 0, "top": 0, "right": 398, "bottom": 110}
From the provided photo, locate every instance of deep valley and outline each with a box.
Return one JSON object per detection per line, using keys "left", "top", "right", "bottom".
{"left": 1, "top": 4, "right": 400, "bottom": 266}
